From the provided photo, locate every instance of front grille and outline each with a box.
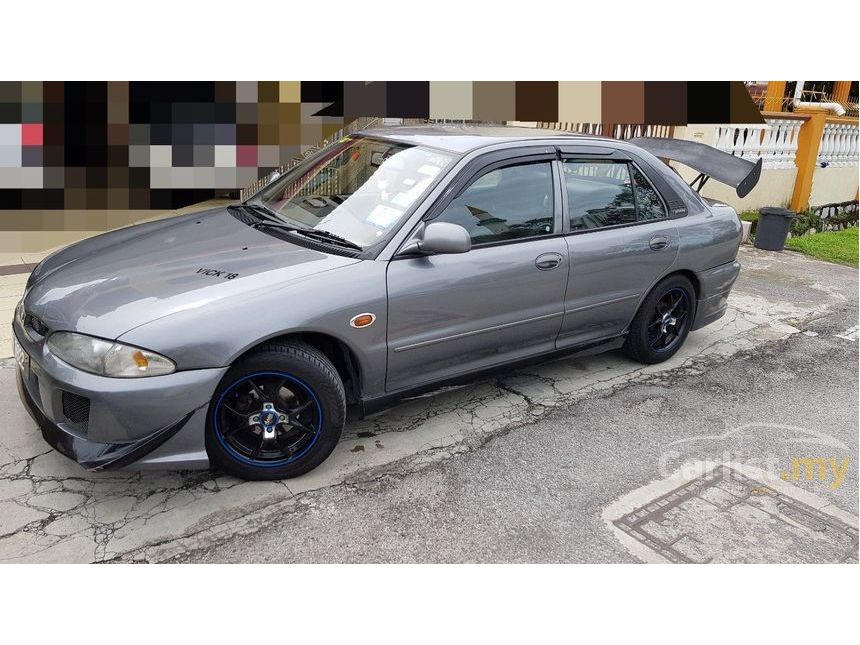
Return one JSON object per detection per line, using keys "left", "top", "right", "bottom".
{"left": 24, "top": 313, "right": 49, "bottom": 337}
{"left": 62, "top": 390, "right": 90, "bottom": 430}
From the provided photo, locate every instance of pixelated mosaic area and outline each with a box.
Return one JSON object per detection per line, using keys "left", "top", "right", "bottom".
{"left": 0, "top": 81, "right": 352, "bottom": 210}
{"left": 0, "top": 81, "right": 761, "bottom": 210}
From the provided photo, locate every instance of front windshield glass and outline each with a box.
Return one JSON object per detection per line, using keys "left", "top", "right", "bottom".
{"left": 250, "top": 136, "right": 455, "bottom": 249}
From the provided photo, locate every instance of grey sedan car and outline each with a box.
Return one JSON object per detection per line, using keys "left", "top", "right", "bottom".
{"left": 12, "top": 125, "right": 754, "bottom": 480}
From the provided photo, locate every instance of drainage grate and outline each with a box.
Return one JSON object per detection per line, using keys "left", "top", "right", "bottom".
{"left": 613, "top": 466, "right": 858, "bottom": 563}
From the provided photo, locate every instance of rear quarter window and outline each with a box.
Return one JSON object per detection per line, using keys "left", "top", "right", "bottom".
{"left": 646, "top": 158, "right": 707, "bottom": 215}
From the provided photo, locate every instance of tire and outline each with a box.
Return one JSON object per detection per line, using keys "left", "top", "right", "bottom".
{"left": 205, "top": 341, "right": 346, "bottom": 480}
{"left": 623, "top": 275, "right": 696, "bottom": 364}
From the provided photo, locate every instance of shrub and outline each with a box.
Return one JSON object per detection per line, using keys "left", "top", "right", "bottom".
{"left": 790, "top": 206, "right": 858, "bottom": 236}
{"left": 739, "top": 211, "right": 760, "bottom": 235}
{"left": 740, "top": 202, "right": 858, "bottom": 239}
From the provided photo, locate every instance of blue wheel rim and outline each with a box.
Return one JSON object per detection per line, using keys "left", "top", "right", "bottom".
{"left": 213, "top": 371, "right": 323, "bottom": 468}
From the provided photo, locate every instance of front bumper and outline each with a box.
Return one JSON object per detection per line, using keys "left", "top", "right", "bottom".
{"left": 13, "top": 325, "right": 227, "bottom": 471}
{"left": 17, "top": 371, "right": 194, "bottom": 471}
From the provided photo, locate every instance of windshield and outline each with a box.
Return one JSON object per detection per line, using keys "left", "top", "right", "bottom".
{"left": 249, "top": 136, "right": 455, "bottom": 249}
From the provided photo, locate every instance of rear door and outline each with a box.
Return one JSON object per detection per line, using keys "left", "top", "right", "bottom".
{"left": 385, "top": 149, "right": 569, "bottom": 392}
{"left": 556, "top": 150, "right": 679, "bottom": 349}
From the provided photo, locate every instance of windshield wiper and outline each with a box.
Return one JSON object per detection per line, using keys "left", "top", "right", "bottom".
{"left": 229, "top": 203, "right": 297, "bottom": 229}
{"left": 229, "top": 203, "right": 362, "bottom": 250}
{"left": 289, "top": 228, "right": 363, "bottom": 250}
{"left": 239, "top": 202, "right": 284, "bottom": 224}
{"left": 244, "top": 202, "right": 281, "bottom": 219}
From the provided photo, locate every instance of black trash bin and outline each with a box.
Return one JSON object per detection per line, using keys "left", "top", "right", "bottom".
{"left": 754, "top": 207, "right": 796, "bottom": 251}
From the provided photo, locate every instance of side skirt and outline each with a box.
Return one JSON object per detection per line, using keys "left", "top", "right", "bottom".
{"left": 359, "top": 335, "right": 626, "bottom": 418}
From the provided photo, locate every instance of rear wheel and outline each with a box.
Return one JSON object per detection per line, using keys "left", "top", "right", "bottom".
{"left": 205, "top": 342, "right": 346, "bottom": 480}
{"left": 623, "top": 275, "right": 696, "bottom": 364}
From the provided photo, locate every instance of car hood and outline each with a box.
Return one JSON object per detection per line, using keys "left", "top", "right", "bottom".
{"left": 24, "top": 208, "right": 361, "bottom": 339}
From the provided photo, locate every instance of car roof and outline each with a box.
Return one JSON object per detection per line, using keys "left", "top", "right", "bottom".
{"left": 355, "top": 123, "right": 614, "bottom": 154}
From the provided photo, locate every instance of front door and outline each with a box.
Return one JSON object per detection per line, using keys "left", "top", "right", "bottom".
{"left": 556, "top": 157, "right": 679, "bottom": 349}
{"left": 386, "top": 158, "right": 569, "bottom": 392}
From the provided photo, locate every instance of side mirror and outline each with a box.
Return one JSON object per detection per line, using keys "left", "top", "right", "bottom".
{"left": 399, "top": 222, "right": 471, "bottom": 256}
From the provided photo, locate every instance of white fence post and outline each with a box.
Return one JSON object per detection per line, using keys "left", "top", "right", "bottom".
{"left": 816, "top": 122, "right": 858, "bottom": 168}
{"left": 713, "top": 118, "right": 803, "bottom": 169}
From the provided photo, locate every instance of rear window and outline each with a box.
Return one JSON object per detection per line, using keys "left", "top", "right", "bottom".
{"left": 564, "top": 160, "right": 636, "bottom": 230}
{"left": 563, "top": 160, "right": 670, "bottom": 230}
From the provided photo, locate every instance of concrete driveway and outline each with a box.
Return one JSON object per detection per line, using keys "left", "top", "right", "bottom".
{"left": 0, "top": 246, "right": 856, "bottom": 562}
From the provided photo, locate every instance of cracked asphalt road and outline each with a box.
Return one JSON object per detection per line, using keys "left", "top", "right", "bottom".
{"left": 180, "top": 327, "right": 859, "bottom": 563}
{"left": 1, "top": 246, "right": 857, "bottom": 563}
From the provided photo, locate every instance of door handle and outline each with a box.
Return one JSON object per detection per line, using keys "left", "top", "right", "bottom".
{"left": 535, "top": 253, "right": 563, "bottom": 271}
{"left": 649, "top": 235, "right": 670, "bottom": 251}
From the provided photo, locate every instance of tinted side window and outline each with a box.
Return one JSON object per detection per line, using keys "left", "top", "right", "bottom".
{"left": 564, "top": 160, "right": 635, "bottom": 231}
{"left": 631, "top": 165, "right": 667, "bottom": 221}
{"left": 434, "top": 162, "right": 554, "bottom": 245}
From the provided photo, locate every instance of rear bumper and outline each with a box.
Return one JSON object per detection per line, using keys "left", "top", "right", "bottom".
{"left": 691, "top": 259, "right": 741, "bottom": 330}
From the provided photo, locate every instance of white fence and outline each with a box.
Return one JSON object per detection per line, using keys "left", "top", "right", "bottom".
{"left": 817, "top": 122, "right": 859, "bottom": 167}
{"left": 611, "top": 124, "right": 673, "bottom": 140}
{"left": 535, "top": 123, "right": 673, "bottom": 139}
{"left": 714, "top": 118, "right": 804, "bottom": 169}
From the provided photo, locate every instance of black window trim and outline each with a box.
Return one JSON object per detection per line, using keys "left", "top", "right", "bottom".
{"left": 628, "top": 160, "right": 671, "bottom": 224}
{"left": 625, "top": 148, "right": 702, "bottom": 218}
{"left": 559, "top": 157, "right": 671, "bottom": 236}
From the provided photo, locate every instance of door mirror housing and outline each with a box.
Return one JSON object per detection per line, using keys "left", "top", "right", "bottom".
{"left": 399, "top": 222, "right": 472, "bottom": 256}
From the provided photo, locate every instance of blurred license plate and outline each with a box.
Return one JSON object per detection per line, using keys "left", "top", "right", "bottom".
{"left": 13, "top": 335, "right": 30, "bottom": 375}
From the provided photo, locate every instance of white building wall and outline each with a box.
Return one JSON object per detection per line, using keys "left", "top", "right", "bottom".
{"left": 810, "top": 166, "right": 859, "bottom": 206}
{"left": 674, "top": 164, "right": 798, "bottom": 212}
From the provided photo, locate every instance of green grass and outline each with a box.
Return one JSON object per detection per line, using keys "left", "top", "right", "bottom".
{"left": 785, "top": 226, "right": 858, "bottom": 267}
{"left": 739, "top": 211, "right": 760, "bottom": 223}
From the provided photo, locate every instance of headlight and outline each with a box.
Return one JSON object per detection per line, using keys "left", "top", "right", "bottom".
{"left": 47, "top": 332, "right": 175, "bottom": 378}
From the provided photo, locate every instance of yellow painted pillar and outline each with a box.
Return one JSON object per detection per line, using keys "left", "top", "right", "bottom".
{"left": 832, "top": 81, "right": 852, "bottom": 104}
{"left": 790, "top": 108, "right": 828, "bottom": 212}
{"left": 764, "top": 81, "right": 787, "bottom": 112}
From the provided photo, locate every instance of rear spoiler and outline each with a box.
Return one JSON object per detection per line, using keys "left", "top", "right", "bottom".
{"left": 628, "top": 137, "right": 762, "bottom": 198}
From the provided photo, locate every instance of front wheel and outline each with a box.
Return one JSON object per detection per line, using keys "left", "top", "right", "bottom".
{"left": 623, "top": 275, "right": 696, "bottom": 364}
{"left": 205, "top": 342, "right": 346, "bottom": 480}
